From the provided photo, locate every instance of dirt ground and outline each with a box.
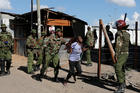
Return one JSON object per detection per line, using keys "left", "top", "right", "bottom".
{"left": 0, "top": 54, "right": 140, "bottom": 93}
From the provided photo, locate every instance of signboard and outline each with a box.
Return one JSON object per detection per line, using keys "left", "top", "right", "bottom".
{"left": 47, "top": 19, "right": 71, "bottom": 26}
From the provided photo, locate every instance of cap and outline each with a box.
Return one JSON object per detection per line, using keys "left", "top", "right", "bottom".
{"left": 1, "top": 24, "right": 7, "bottom": 28}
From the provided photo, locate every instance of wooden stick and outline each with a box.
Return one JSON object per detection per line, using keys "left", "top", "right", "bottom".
{"left": 98, "top": 19, "right": 102, "bottom": 79}
{"left": 100, "top": 19, "right": 116, "bottom": 64}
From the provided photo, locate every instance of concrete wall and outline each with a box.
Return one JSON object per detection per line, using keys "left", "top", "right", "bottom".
{"left": 0, "top": 13, "right": 15, "bottom": 38}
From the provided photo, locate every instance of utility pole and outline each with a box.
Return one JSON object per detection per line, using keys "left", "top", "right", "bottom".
{"left": 31, "top": 0, "right": 33, "bottom": 31}
{"left": 134, "top": 21, "right": 138, "bottom": 68}
{"left": 36, "top": 0, "right": 41, "bottom": 38}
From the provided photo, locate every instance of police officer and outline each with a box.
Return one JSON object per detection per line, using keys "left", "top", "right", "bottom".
{"left": 0, "top": 24, "right": 13, "bottom": 76}
{"left": 37, "top": 28, "right": 65, "bottom": 82}
{"left": 26, "top": 29, "right": 38, "bottom": 74}
{"left": 34, "top": 31, "right": 46, "bottom": 71}
{"left": 85, "top": 26, "right": 94, "bottom": 66}
{"left": 114, "top": 20, "right": 130, "bottom": 93}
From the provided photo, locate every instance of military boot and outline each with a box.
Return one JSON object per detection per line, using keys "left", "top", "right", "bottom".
{"left": 6, "top": 60, "right": 11, "bottom": 75}
{"left": 54, "top": 74, "right": 59, "bottom": 82}
{"left": 35, "top": 73, "right": 44, "bottom": 82}
{"left": 73, "top": 75, "right": 76, "bottom": 82}
{"left": 114, "top": 83, "right": 126, "bottom": 93}
{"left": 0, "top": 60, "right": 6, "bottom": 76}
{"left": 6, "top": 70, "right": 10, "bottom": 75}
{"left": 54, "top": 67, "right": 59, "bottom": 82}
{"left": 54, "top": 77, "right": 59, "bottom": 82}
{"left": 34, "top": 64, "right": 40, "bottom": 71}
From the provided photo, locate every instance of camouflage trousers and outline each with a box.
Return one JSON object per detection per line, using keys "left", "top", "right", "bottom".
{"left": 0, "top": 48, "right": 12, "bottom": 60}
{"left": 40, "top": 53, "right": 59, "bottom": 77}
{"left": 114, "top": 53, "right": 128, "bottom": 83}
{"left": 36, "top": 49, "right": 43, "bottom": 66}
{"left": 0, "top": 48, "right": 12, "bottom": 73}
{"left": 85, "top": 48, "right": 92, "bottom": 64}
{"left": 27, "top": 49, "right": 39, "bottom": 73}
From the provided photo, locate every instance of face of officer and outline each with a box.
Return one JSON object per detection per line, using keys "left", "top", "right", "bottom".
{"left": 1, "top": 27, "right": 6, "bottom": 32}
{"left": 57, "top": 31, "right": 63, "bottom": 37}
{"left": 87, "top": 27, "right": 91, "bottom": 31}
{"left": 32, "top": 33, "right": 36, "bottom": 38}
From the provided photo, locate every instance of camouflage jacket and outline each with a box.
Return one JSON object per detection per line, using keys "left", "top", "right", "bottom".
{"left": 115, "top": 30, "right": 130, "bottom": 57}
{"left": 85, "top": 30, "right": 94, "bottom": 47}
{"left": 43, "top": 34, "right": 65, "bottom": 55}
{"left": 26, "top": 35, "right": 38, "bottom": 49}
{"left": 37, "top": 36, "right": 44, "bottom": 50}
{"left": 0, "top": 31, "right": 13, "bottom": 50}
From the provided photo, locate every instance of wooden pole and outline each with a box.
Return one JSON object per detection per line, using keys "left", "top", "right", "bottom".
{"left": 98, "top": 19, "right": 102, "bottom": 79}
{"left": 46, "top": 10, "right": 49, "bottom": 35}
{"left": 134, "top": 21, "right": 138, "bottom": 68}
{"left": 100, "top": 20, "right": 116, "bottom": 64}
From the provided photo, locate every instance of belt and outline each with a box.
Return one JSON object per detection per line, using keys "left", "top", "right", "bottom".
{"left": 120, "top": 52, "right": 128, "bottom": 54}
{"left": 27, "top": 48, "right": 40, "bottom": 50}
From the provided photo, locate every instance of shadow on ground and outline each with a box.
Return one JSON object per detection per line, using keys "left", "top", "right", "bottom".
{"left": 60, "top": 67, "right": 140, "bottom": 92}
{"left": 17, "top": 66, "right": 28, "bottom": 74}
{"left": 127, "top": 85, "right": 140, "bottom": 92}
{"left": 79, "top": 75, "right": 116, "bottom": 92}
{"left": 31, "top": 74, "right": 65, "bottom": 84}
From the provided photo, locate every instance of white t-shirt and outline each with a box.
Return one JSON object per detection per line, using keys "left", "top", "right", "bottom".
{"left": 69, "top": 42, "right": 82, "bottom": 61}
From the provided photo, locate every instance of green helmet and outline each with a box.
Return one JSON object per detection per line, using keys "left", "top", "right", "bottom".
{"left": 56, "top": 28, "right": 62, "bottom": 32}
{"left": 1, "top": 24, "right": 7, "bottom": 28}
{"left": 31, "top": 29, "right": 36, "bottom": 34}
{"left": 41, "top": 31, "right": 46, "bottom": 36}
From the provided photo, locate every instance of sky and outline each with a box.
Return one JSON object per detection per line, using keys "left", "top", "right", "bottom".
{"left": 0, "top": 0, "right": 140, "bottom": 28}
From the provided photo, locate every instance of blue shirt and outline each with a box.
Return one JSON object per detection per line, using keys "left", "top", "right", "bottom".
{"left": 69, "top": 42, "right": 82, "bottom": 61}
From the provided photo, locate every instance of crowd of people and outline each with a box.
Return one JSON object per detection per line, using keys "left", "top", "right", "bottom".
{"left": 0, "top": 19, "right": 130, "bottom": 93}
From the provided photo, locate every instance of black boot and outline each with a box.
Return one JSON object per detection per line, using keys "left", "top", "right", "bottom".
{"left": 34, "top": 73, "right": 43, "bottom": 82}
{"left": 34, "top": 65, "right": 40, "bottom": 71}
{"left": 73, "top": 75, "right": 76, "bottom": 82}
{"left": 0, "top": 60, "right": 6, "bottom": 76}
{"left": 114, "top": 83, "right": 126, "bottom": 93}
{"left": 54, "top": 77, "right": 59, "bottom": 82}
{"left": 6, "top": 60, "right": 11, "bottom": 75}
{"left": 6, "top": 70, "right": 10, "bottom": 75}
{"left": 54, "top": 67, "right": 59, "bottom": 82}
{"left": 54, "top": 73, "right": 59, "bottom": 82}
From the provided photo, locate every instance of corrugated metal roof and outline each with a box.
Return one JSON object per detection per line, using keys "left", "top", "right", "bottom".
{"left": 0, "top": 12, "right": 20, "bottom": 17}
{"left": 22, "top": 8, "right": 88, "bottom": 25}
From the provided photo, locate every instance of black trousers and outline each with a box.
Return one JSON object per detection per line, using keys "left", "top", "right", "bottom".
{"left": 66, "top": 60, "right": 82, "bottom": 81}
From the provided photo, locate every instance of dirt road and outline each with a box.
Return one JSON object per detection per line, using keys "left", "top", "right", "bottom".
{"left": 0, "top": 55, "right": 139, "bottom": 93}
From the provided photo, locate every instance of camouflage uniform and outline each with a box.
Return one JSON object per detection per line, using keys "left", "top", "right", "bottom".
{"left": 0, "top": 24, "right": 13, "bottom": 75}
{"left": 115, "top": 30, "right": 130, "bottom": 84}
{"left": 35, "top": 31, "right": 46, "bottom": 70}
{"left": 40, "top": 29, "right": 65, "bottom": 81}
{"left": 26, "top": 29, "right": 38, "bottom": 74}
{"left": 85, "top": 28, "right": 94, "bottom": 65}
